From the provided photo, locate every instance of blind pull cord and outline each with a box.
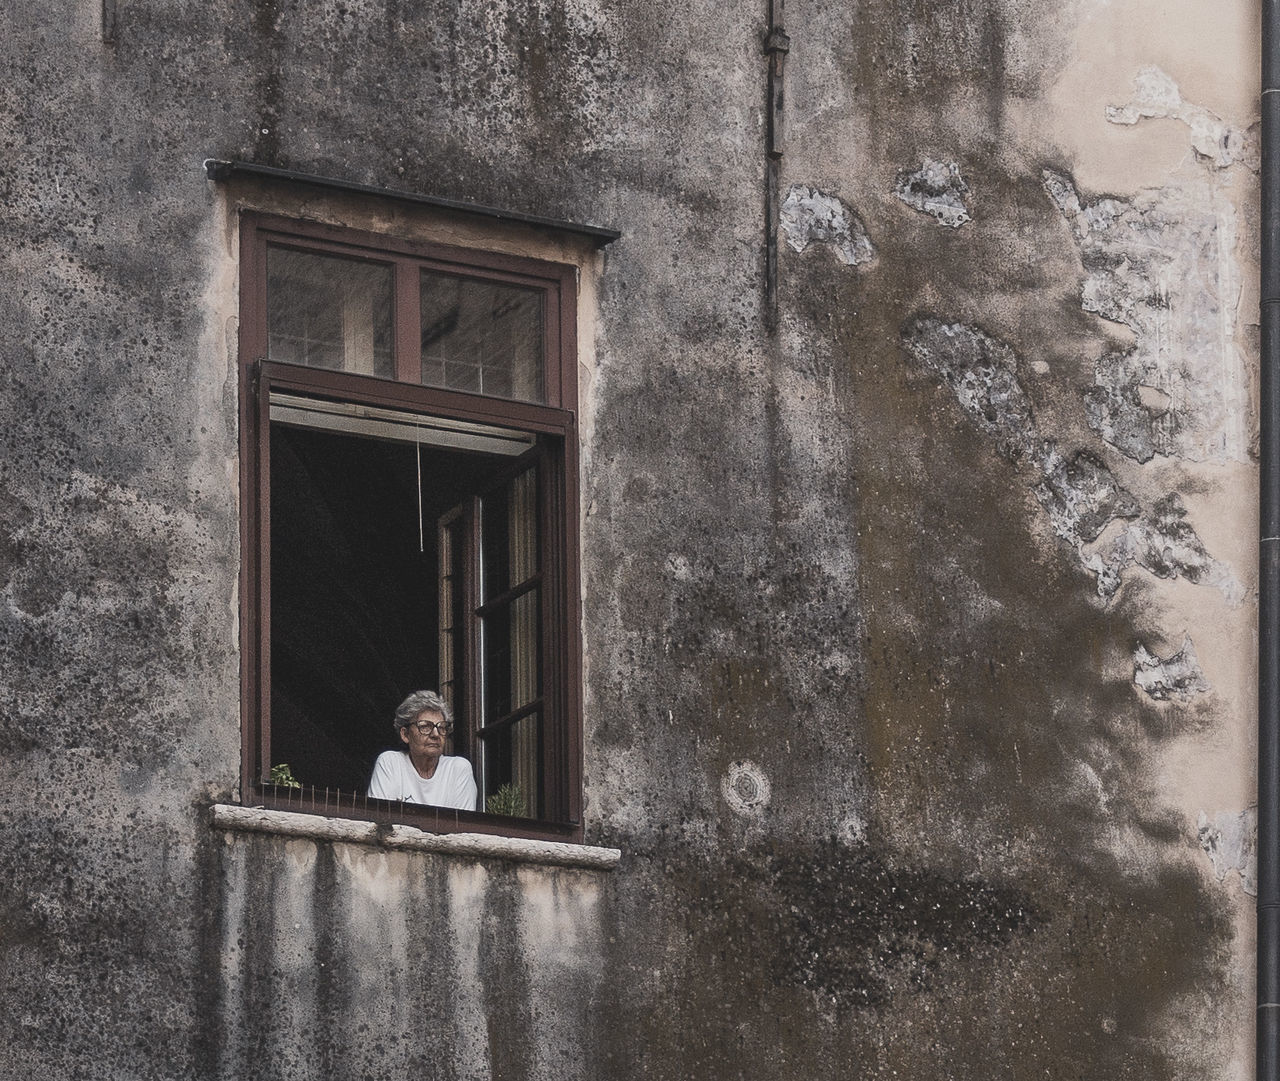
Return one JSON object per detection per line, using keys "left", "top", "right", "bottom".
{"left": 416, "top": 427, "right": 425, "bottom": 554}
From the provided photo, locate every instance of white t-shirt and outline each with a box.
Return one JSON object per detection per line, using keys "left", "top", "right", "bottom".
{"left": 367, "top": 751, "right": 478, "bottom": 811}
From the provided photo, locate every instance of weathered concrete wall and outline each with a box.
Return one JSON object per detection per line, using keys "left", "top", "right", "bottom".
{"left": 0, "top": 1, "right": 1259, "bottom": 1079}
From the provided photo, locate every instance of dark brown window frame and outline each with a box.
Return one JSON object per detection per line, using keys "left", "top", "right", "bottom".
{"left": 238, "top": 210, "right": 584, "bottom": 843}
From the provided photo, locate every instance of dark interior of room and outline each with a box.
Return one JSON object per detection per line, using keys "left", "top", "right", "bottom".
{"left": 268, "top": 422, "right": 500, "bottom": 794}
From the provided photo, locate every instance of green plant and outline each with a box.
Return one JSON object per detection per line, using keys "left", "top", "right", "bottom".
{"left": 269, "top": 763, "right": 302, "bottom": 790}
{"left": 485, "top": 783, "right": 526, "bottom": 817}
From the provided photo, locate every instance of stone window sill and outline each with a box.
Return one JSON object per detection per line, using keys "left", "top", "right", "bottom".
{"left": 210, "top": 804, "right": 621, "bottom": 871}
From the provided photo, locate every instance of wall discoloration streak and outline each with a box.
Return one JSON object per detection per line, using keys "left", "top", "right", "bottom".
{"left": 0, "top": 0, "right": 1258, "bottom": 1079}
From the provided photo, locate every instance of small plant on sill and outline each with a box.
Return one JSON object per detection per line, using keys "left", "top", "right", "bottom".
{"left": 269, "top": 763, "right": 302, "bottom": 790}
{"left": 486, "top": 783, "right": 526, "bottom": 817}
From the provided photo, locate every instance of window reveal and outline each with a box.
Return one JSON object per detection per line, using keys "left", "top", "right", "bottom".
{"left": 239, "top": 212, "right": 583, "bottom": 840}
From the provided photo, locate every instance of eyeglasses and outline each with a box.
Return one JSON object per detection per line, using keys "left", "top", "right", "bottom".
{"left": 408, "top": 720, "right": 453, "bottom": 736}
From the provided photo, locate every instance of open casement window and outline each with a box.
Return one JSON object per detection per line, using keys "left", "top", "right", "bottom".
{"left": 438, "top": 451, "right": 549, "bottom": 818}
{"left": 239, "top": 211, "right": 583, "bottom": 841}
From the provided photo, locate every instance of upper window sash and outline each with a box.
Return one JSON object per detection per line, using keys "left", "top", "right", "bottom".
{"left": 240, "top": 211, "right": 578, "bottom": 412}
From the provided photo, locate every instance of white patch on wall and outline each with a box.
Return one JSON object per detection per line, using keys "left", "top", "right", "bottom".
{"left": 840, "top": 813, "right": 867, "bottom": 845}
{"left": 1044, "top": 170, "right": 1250, "bottom": 465}
{"left": 514, "top": 866, "right": 607, "bottom": 1080}
{"left": 722, "top": 761, "right": 771, "bottom": 817}
{"left": 1071, "top": 760, "right": 1111, "bottom": 813}
{"left": 779, "top": 186, "right": 876, "bottom": 266}
{"left": 1197, "top": 807, "right": 1257, "bottom": 895}
{"left": 445, "top": 860, "right": 491, "bottom": 1071}
{"left": 1132, "top": 635, "right": 1210, "bottom": 700}
{"left": 1107, "top": 66, "right": 1258, "bottom": 171}
{"left": 894, "top": 159, "right": 971, "bottom": 227}
{"left": 666, "top": 553, "right": 693, "bottom": 581}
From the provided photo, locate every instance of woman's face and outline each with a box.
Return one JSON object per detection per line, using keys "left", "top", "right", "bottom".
{"left": 401, "top": 708, "right": 449, "bottom": 761}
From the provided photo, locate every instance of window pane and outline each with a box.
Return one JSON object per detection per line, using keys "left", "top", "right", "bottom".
{"left": 509, "top": 590, "right": 539, "bottom": 712}
{"left": 480, "top": 485, "right": 511, "bottom": 602}
{"left": 420, "top": 271, "right": 544, "bottom": 402}
{"left": 482, "top": 711, "right": 541, "bottom": 818}
{"left": 437, "top": 515, "right": 467, "bottom": 743}
{"left": 269, "top": 422, "right": 508, "bottom": 794}
{"left": 481, "top": 588, "right": 541, "bottom": 723}
{"left": 268, "top": 246, "right": 394, "bottom": 379}
{"left": 480, "top": 467, "right": 538, "bottom": 602}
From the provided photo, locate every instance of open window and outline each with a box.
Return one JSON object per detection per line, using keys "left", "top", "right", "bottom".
{"left": 239, "top": 211, "right": 583, "bottom": 840}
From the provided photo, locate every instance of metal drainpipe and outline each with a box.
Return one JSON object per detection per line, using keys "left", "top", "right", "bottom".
{"left": 1261, "top": 2, "right": 1280, "bottom": 1078}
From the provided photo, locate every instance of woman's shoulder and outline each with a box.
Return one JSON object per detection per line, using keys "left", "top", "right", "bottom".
{"left": 373, "top": 749, "right": 409, "bottom": 768}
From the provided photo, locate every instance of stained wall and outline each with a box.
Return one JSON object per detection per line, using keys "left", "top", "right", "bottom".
{"left": 0, "top": 1, "right": 1260, "bottom": 1079}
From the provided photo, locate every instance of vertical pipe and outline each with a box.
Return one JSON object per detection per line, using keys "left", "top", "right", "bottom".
{"left": 765, "top": 160, "right": 781, "bottom": 329}
{"left": 101, "top": 0, "right": 117, "bottom": 43}
{"left": 1261, "top": 3, "right": 1280, "bottom": 1079}
{"left": 764, "top": 1, "right": 789, "bottom": 330}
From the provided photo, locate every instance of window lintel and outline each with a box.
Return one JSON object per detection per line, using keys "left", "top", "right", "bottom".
{"left": 206, "top": 159, "right": 621, "bottom": 248}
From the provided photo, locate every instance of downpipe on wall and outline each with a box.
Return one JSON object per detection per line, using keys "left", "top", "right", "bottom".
{"left": 1261, "top": 2, "right": 1280, "bottom": 1078}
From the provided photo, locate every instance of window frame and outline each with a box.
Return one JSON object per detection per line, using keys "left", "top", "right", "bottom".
{"left": 237, "top": 210, "right": 584, "bottom": 843}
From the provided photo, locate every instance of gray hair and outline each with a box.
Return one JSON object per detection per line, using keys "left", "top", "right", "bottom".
{"left": 393, "top": 690, "right": 453, "bottom": 732}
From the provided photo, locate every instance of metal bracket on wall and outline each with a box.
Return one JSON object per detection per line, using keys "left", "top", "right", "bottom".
{"left": 764, "top": 3, "right": 791, "bottom": 331}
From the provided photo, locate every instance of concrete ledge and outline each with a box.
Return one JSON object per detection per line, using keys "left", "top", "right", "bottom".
{"left": 210, "top": 804, "right": 621, "bottom": 871}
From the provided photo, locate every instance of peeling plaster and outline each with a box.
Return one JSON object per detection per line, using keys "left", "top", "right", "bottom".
{"left": 1132, "top": 635, "right": 1210, "bottom": 700}
{"left": 895, "top": 159, "right": 970, "bottom": 228}
{"left": 1082, "top": 494, "right": 1245, "bottom": 602}
{"left": 1106, "top": 66, "right": 1258, "bottom": 171}
{"left": 902, "top": 318, "right": 1238, "bottom": 602}
{"left": 1197, "top": 808, "right": 1257, "bottom": 895}
{"left": 1034, "top": 448, "right": 1140, "bottom": 544}
{"left": 899, "top": 318, "right": 1036, "bottom": 463}
{"left": 779, "top": 185, "right": 876, "bottom": 266}
{"left": 1081, "top": 352, "right": 1179, "bottom": 464}
{"left": 1044, "top": 170, "right": 1249, "bottom": 464}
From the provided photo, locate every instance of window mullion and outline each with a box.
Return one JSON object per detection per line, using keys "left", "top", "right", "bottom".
{"left": 474, "top": 571, "right": 541, "bottom": 616}
{"left": 255, "top": 366, "right": 274, "bottom": 786}
{"left": 465, "top": 493, "right": 485, "bottom": 808}
{"left": 536, "top": 447, "right": 564, "bottom": 822}
{"left": 394, "top": 260, "right": 419, "bottom": 383}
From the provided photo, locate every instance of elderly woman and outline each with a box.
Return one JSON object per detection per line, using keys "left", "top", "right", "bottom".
{"left": 367, "top": 690, "right": 478, "bottom": 811}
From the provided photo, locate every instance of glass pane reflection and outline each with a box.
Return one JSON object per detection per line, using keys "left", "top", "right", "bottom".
{"left": 482, "top": 711, "right": 540, "bottom": 819}
{"left": 420, "top": 271, "right": 544, "bottom": 402}
{"left": 267, "top": 247, "right": 394, "bottom": 379}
